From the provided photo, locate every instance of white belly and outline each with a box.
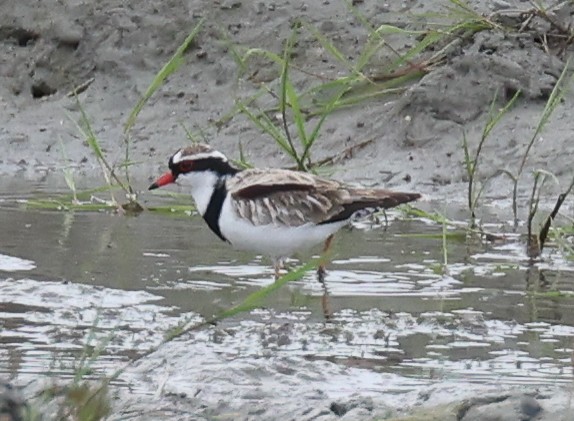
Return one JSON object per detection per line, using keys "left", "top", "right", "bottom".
{"left": 218, "top": 197, "right": 347, "bottom": 258}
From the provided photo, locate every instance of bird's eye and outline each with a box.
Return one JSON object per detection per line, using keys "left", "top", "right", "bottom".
{"left": 178, "top": 161, "right": 193, "bottom": 173}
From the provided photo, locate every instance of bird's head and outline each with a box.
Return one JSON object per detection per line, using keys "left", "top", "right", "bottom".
{"left": 148, "top": 144, "right": 235, "bottom": 191}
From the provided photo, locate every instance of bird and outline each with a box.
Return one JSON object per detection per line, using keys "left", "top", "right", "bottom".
{"left": 149, "top": 144, "right": 421, "bottom": 279}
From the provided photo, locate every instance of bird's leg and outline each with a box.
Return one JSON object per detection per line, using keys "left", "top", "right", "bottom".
{"left": 273, "top": 257, "right": 285, "bottom": 280}
{"left": 319, "top": 279, "right": 333, "bottom": 321}
{"left": 317, "top": 234, "right": 334, "bottom": 281}
{"left": 317, "top": 234, "right": 334, "bottom": 320}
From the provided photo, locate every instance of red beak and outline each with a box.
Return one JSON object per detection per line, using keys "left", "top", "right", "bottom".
{"left": 148, "top": 172, "right": 176, "bottom": 190}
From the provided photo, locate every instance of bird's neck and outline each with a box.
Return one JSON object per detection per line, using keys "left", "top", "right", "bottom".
{"left": 189, "top": 170, "right": 237, "bottom": 243}
{"left": 184, "top": 170, "right": 237, "bottom": 216}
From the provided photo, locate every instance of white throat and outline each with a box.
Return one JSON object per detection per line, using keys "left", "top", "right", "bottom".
{"left": 177, "top": 171, "right": 222, "bottom": 216}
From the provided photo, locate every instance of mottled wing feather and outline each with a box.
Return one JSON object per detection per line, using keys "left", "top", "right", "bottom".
{"left": 227, "top": 169, "right": 421, "bottom": 227}
{"left": 228, "top": 169, "right": 346, "bottom": 227}
{"left": 325, "top": 188, "right": 421, "bottom": 223}
{"left": 227, "top": 169, "right": 339, "bottom": 194}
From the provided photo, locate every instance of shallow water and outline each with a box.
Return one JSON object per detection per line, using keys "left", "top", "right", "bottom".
{"left": 1, "top": 193, "right": 573, "bottom": 395}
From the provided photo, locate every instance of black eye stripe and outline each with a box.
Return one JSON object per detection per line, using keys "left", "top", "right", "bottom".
{"left": 189, "top": 158, "right": 228, "bottom": 172}
{"left": 172, "top": 157, "right": 241, "bottom": 177}
{"left": 173, "top": 158, "right": 229, "bottom": 173}
{"left": 180, "top": 162, "right": 193, "bottom": 173}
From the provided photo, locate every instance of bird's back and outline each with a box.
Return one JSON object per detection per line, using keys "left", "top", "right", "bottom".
{"left": 226, "top": 168, "right": 420, "bottom": 227}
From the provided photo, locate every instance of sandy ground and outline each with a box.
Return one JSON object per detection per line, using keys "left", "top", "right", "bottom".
{"left": 1, "top": 0, "right": 574, "bottom": 419}
{"left": 1, "top": 0, "right": 573, "bottom": 213}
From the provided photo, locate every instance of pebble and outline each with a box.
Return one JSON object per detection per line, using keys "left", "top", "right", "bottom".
{"left": 330, "top": 396, "right": 374, "bottom": 417}
{"left": 54, "top": 22, "right": 84, "bottom": 48}
{"left": 491, "top": 0, "right": 511, "bottom": 10}
{"left": 0, "top": 381, "right": 26, "bottom": 421}
{"left": 255, "top": 2, "right": 265, "bottom": 14}
{"left": 520, "top": 396, "right": 542, "bottom": 418}
{"left": 320, "top": 21, "right": 335, "bottom": 32}
{"left": 219, "top": 0, "right": 242, "bottom": 10}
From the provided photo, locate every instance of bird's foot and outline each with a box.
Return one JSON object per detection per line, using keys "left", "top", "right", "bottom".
{"left": 273, "top": 257, "right": 287, "bottom": 280}
{"left": 317, "top": 264, "right": 327, "bottom": 284}
{"left": 316, "top": 265, "right": 333, "bottom": 320}
{"left": 317, "top": 234, "right": 334, "bottom": 283}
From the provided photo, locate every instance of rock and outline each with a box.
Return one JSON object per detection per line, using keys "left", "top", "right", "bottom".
{"left": 9, "top": 133, "right": 28, "bottom": 145}
{"left": 255, "top": 2, "right": 265, "bottom": 14}
{"left": 491, "top": 0, "right": 511, "bottom": 10}
{"left": 330, "top": 396, "right": 373, "bottom": 417}
{"left": 520, "top": 396, "right": 542, "bottom": 418}
{"left": 320, "top": 21, "right": 335, "bottom": 32}
{"left": 340, "top": 407, "right": 373, "bottom": 420}
{"left": 460, "top": 394, "right": 543, "bottom": 421}
{"left": 220, "top": 0, "right": 242, "bottom": 10}
{"left": 299, "top": 406, "right": 333, "bottom": 420}
{"left": 0, "top": 381, "right": 26, "bottom": 421}
{"left": 384, "top": 403, "right": 459, "bottom": 421}
{"left": 52, "top": 20, "right": 84, "bottom": 48}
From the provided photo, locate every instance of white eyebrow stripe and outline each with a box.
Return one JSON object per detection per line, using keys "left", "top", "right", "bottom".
{"left": 172, "top": 150, "right": 183, "bottom": 163}
{"left": 172, "top": 150, "right": 228, "bottom": 163}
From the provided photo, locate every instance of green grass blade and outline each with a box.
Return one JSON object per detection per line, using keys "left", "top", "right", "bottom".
{"left": 241, "top": 47, "right": 284, "bottom": 66}
{"left": 397, "top": 232, "right": 467, "bottom": 241}
{"left": 308, "top": 72, "right": 420, "bottom": 114}
{"left": 218, "top": 261, "right": 317, "bottom": 319}
{"left": 25, "top": 200, "right": 117, "bottom": 212}
{"left": 218, "top": 28, "right": 248, "bottom": 75}
{"left": 284, "top": 76, "right": 308, "bottom": 147}
{"left": 72, "top": 105, "right": 104, "bottom": 162}
{"left": 162, "top": 260, "right": 317, "bottom": 344}
{"left": 483, "top": 88, "right": 521, "bottom": 139}
{"left": 462, "top": 130, "right": 474, "bottom": 211}
{"left": 355, "top": 36, "right": 386, "bottom": 73}
{"left": 58, "top": 137, "right": 77, "bottom": 200}
{"left": 305, "top": 23, "right": 366, "bottom": 81}
{"left": 279, "top": 28, "right": 305, "bottom": 168}
{"left": 389, "top": 31, "right": 443, "bottom": 72}
{"left": 236, "top": 101, "right": 296, "bottom": 160}
{"left": 67, "top": 100, "right": 128, "bottom": 197}
{"left": 301, "top": 85, "right": 347, "bottom": 164}
{"left": 280, "top": 27, "right": 307, "bottom": 148}
{"left": 517, "top": 59, "right": 572, "bottom": 177}
{"left": 442, "top": 214, "right": 448, "bottom": 268}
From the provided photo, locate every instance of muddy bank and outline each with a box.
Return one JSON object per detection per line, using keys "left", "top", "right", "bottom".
{"left": 110, "top": 310, "right": 574, "bottom": 421}
{"left": 1, "top": 0, "right": 573, "bottom": 212}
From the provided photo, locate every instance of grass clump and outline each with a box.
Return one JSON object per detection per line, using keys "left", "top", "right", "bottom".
{"left": 17, "top": 261, "right": 319, "bottom": 420}
{"left": 463, "top": 88, "right": 521, "bottom": 226}
{"left": 226, "top": 0, "right": 558, "bottom": 173}
{"left": 230, "top": 25, "right": 346, "bottom": 171}
{"left": 22, "top": 317, "right": 116, "bottom": 421}
{"left": 44, "top": 19, "right": 205, "bottom": 214}
{"left": 507, "top": 60, "right": 573, "bottom": 225}
{"left": 228, "top": 7, "right": 459, "bottom": 171}
{"left": 458, "top": 56, "right": 573, "bottom": 259}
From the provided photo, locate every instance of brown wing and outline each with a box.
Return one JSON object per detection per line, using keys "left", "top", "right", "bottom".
{"left": 228, "top": 169, "right": 420, "bottom": 227}
{"left": 227, "top": 169, "right": 348, "bottom": 227}
{"left": 329, "top": 188, "right": 421, "bottom": 222}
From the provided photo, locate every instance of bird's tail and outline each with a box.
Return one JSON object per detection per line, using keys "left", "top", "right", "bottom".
{"left": 348, "top": 188, "right": 421, "bottom": 209}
